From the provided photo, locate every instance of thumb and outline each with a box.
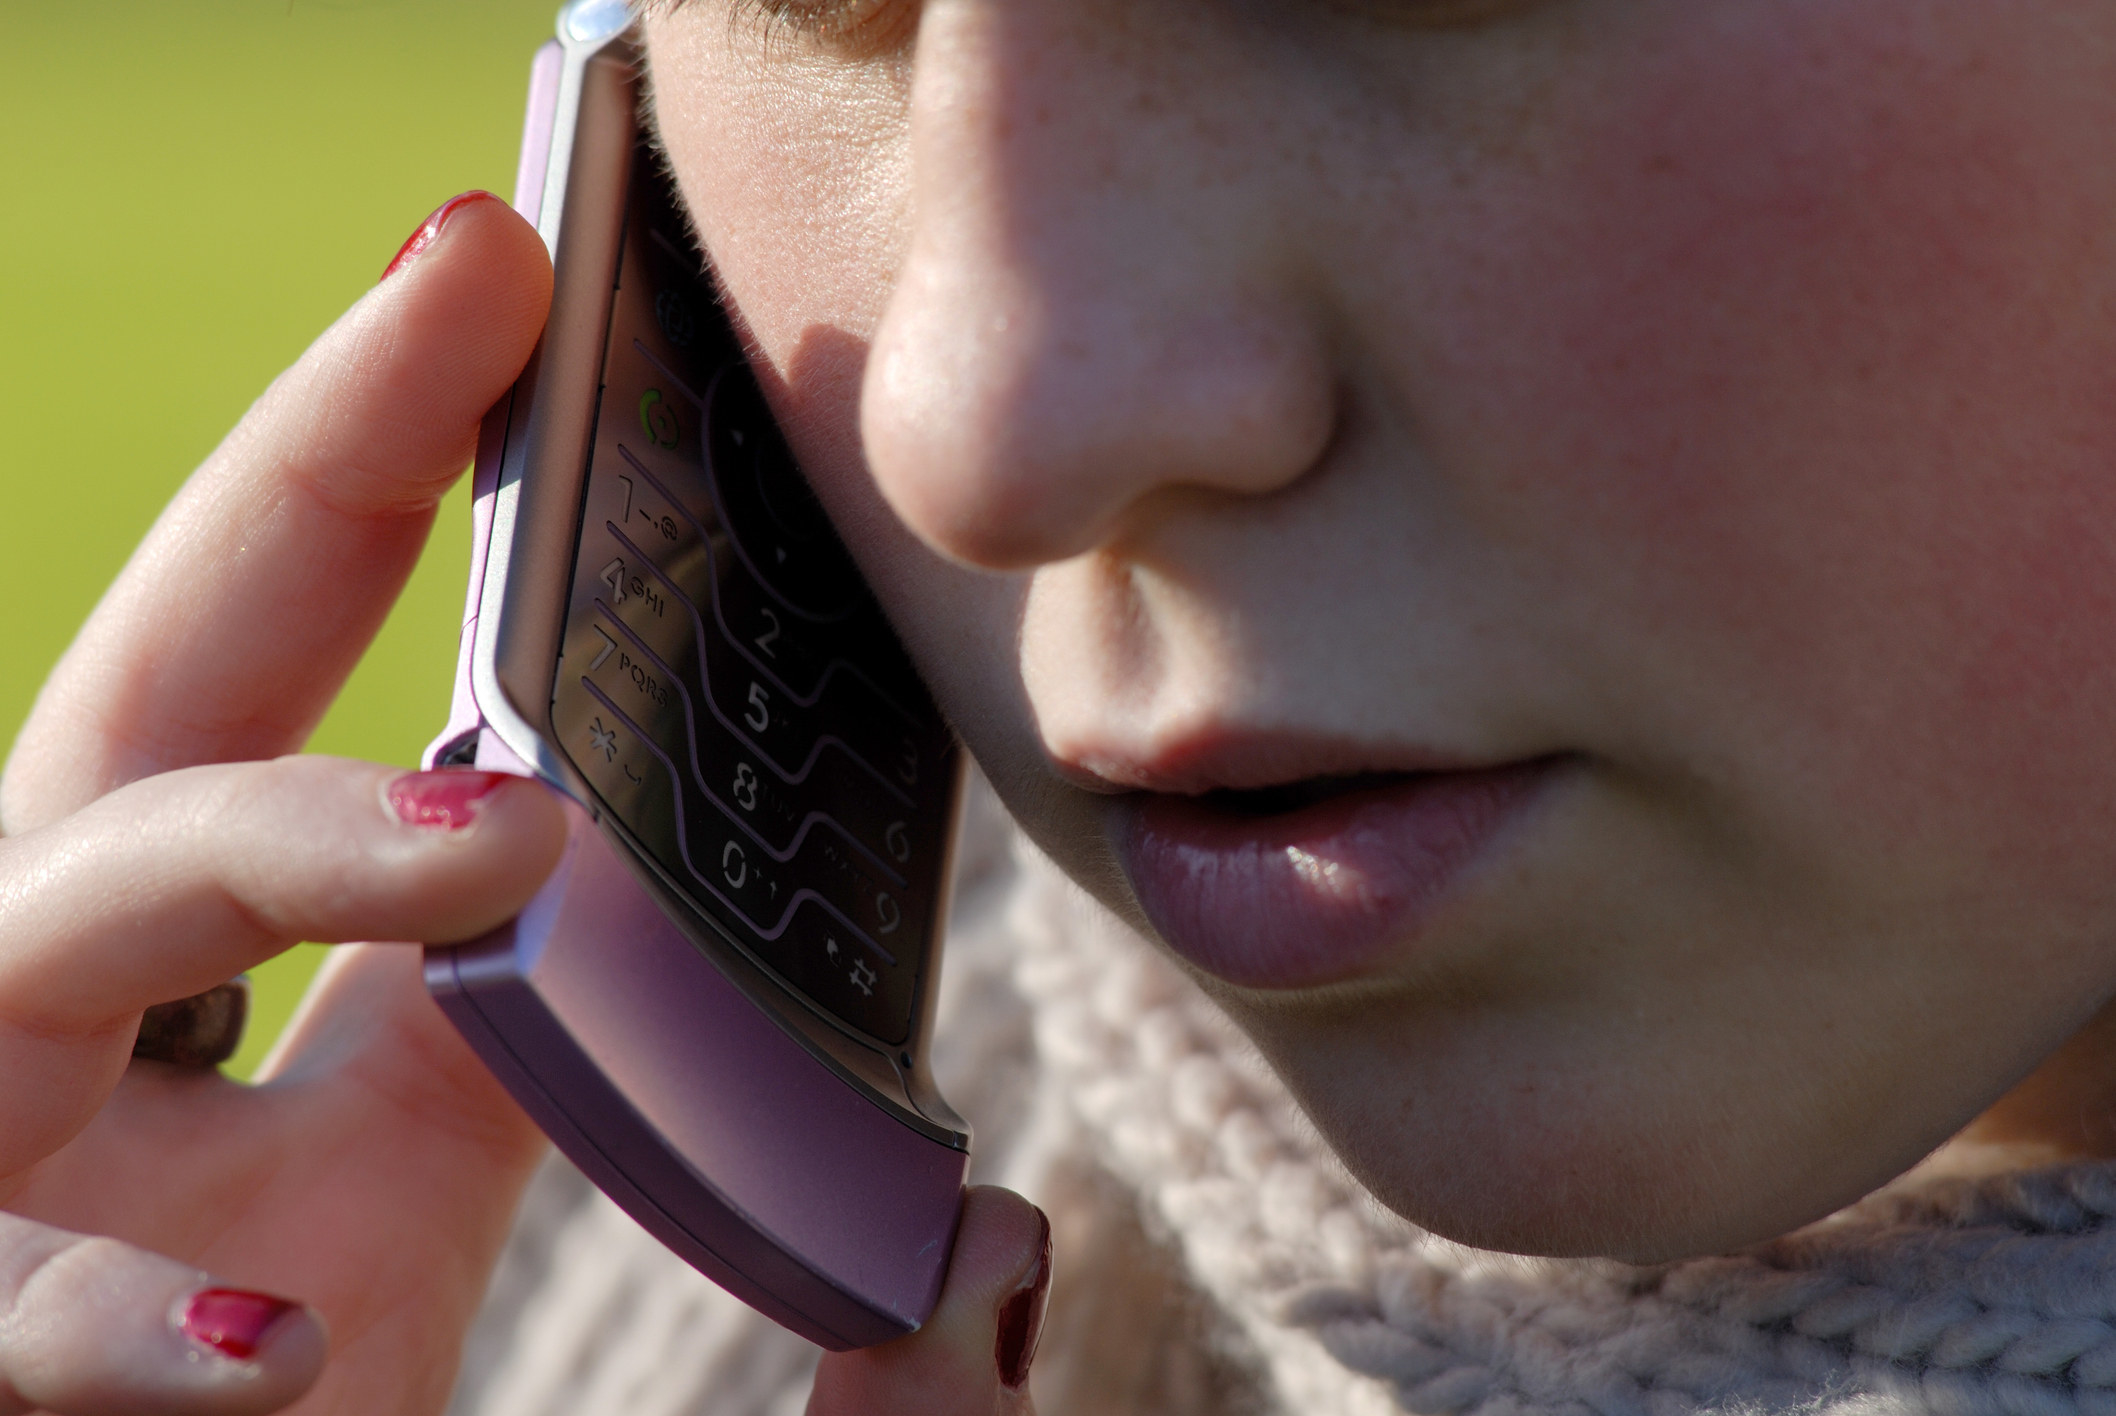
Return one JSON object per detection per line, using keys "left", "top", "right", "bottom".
{"left": 808, "top": 1188, "right": 1052, "bottom": 1416}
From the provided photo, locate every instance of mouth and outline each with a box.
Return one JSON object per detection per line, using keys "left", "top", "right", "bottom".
{"left": 1191, "top": 772, "right": 1408, "bottom": 816}
{"left": 1113, "top": 759, "right": 1562, "bottom": 990}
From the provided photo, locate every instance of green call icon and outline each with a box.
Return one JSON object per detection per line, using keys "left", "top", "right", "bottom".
{"left": 639, "top": 388, "right": 679, "bottom": 450}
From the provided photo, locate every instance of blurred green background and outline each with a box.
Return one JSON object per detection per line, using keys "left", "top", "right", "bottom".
{"left": 0, "top": 0, "right": 561, "bottom": 1077}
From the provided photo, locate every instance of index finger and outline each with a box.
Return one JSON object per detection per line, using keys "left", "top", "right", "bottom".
{"left": 1, "top": 193, "right": 551, "bottom": 835}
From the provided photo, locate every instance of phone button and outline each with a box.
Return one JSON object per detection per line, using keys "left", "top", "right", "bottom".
{"left": 711, "top": 556, "right": 924, "bottom": 707}
{"left": 552, "top": 662, "right": 687, "bottom": 885}
{"left": 773, "top": 899, "right": 916, "bottom": 1045}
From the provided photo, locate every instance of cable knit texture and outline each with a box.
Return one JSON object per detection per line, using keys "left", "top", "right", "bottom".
{"left": 449, "top": 773, "right": 2116, "bottom": 1415}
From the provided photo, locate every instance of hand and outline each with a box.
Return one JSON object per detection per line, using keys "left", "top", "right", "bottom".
{"left": 0, "top": 193, "right": 565, "bottom": 1414}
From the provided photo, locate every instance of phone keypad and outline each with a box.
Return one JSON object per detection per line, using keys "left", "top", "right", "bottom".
{"left": 549, "top": 155, "right": 957, "bottom": 1047}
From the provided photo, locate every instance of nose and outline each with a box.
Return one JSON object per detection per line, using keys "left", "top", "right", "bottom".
{"left": 859, "top": 0, "right": 1338, "bottom": 570}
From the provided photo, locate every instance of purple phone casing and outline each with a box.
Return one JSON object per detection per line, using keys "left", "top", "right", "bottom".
{"left": 419, "top": 11, "right": 967, "bottom": 1352}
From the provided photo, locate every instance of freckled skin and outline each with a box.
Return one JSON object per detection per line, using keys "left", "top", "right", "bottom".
{"left": 644, "top": 0, "right": 2116, "bottom": 1259}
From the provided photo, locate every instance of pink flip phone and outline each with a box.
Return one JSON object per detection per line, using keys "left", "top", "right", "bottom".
{"left": 421, "top": 0, "right": 968, "bottom": 1350}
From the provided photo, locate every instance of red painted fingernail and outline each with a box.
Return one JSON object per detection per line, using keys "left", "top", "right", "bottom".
{"left": 179, "top": 1287, "right": 300, "bottom": 1361}
{"left": 380, "top": 190, "right": 502, "bottom": 281}
{"left": 995, "top": 1209, "right": 1053, "bottom": 1390}
{"left": 387, "top": 770, "right": 511, "bottom": 831}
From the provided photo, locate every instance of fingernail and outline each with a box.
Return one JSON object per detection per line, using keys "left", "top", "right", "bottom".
{"left": 995, "top": 1208, "right": 1053, "bottom": 1391}
{"left": 386, "top": 770, "right": 511, "bottom": 831}
{"left": 381, "top": 190, "right": 503, "bottom": 281}
{"left": 179, "top": 1287, "right": 300, "bottom": 1361}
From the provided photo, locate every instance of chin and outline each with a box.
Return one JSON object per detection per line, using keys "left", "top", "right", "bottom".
{"left": 1333, "top": 1116, "right": 1878, "bottom": 1264}
{"left": 1246, "top": 1009, "right": 1948, "bottom": 1266}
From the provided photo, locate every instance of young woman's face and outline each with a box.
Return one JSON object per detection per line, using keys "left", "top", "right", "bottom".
{"left": 643, "top": 0, "right": 2116, "bottom": 1260}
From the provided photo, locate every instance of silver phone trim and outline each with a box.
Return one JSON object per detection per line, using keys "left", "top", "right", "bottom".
{"left": 470, "top": 25, "right": 629, "bottom": 787}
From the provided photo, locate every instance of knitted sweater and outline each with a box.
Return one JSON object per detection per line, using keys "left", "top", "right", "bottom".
{"left": 446, "top": 773, "right": 2116, "bottom": 1416}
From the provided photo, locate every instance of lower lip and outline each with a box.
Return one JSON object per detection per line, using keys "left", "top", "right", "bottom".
{"left": 1116, "top": 762, "right": 1559, "bottom": 989}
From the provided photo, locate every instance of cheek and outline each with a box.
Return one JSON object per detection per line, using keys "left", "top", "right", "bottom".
{"left": 1430, "top": 1, "right": 2116, "bottom": 889}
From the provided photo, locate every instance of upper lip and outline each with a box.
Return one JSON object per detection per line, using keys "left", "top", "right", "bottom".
{"left": 1048, "top": 726, "right": 1502, "bottom": 798}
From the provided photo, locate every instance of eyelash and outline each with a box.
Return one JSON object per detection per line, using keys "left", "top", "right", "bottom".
{"left": 708, "top": 0, "right": 1529, "bottom": 49}
{"left": 722, "top": 0, "right": 908, "bottom": 47}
